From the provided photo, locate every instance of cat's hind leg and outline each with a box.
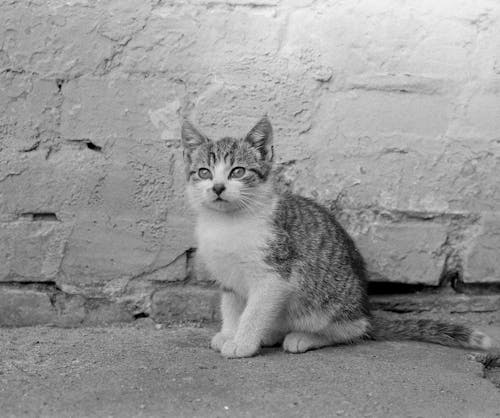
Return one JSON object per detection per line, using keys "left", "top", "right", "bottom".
{"left": 283, "top": 317, "right": 369, "bottom": 354}
{"left": 211, "top": 290, "right": 245, "bottom": 352}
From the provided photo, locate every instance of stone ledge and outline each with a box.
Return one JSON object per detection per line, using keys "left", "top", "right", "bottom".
{"left": 0, "top": 288, "right": 55, "bottom": 326}
{"left": 151, "top": 286, "right": 220, "bottom": 324}
{"left": 0, "top": 285, "right": 134, "bottom": 327}
{"left": 2, "top": 283, "right": 500, "bottom": 327}
{"left": 370, "top": 292, "right": 500, "bottom": 314}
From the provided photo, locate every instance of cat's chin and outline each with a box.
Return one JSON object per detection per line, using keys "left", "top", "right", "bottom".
{"left": 201, "top": 199, "right": 241, "bottom": 213}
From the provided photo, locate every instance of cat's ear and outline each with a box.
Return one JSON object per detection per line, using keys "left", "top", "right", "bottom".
{"left": 181, "top": 120, "right": 208, "bottom": 152}
{"left": 244, "top": 116, "right": 273, "bottom": 161}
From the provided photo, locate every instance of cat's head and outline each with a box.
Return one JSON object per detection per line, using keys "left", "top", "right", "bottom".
{"left": 181, "top": 117, "right": 274, "bottom": 213}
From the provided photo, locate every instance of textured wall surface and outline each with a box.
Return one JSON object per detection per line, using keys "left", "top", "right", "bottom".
{"left": 1, "top": 0, "right": 499, "bottom": 325}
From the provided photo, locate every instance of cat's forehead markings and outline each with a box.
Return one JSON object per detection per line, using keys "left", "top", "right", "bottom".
{"left": 209, "top": 151, "right": 216, "bottom": 166}
{"left": 209, "top": 137, "right": 240, "bottom": 165}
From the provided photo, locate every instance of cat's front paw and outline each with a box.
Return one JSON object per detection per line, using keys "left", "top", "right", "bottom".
{"left": 220, "top": 339, "right": 260, "bottom": 359}
{"left": 210, "top": 332, "right": 232, "bottom": 352}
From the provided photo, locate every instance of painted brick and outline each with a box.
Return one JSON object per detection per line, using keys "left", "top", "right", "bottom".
{"left": 463, "top": 213, "right": 500, "bottom": 283}
{"left": 60, "top": 77, "right": 183, "bottom": 141}
{"left": 151, "top": 287, "right": 219, "bottom": 323}
{"left": 353, "top": 222, "right": 448, "bottom": 285}
{"left": 0, "top": 220, "right": 72, "bottom": 282}
{"left": 0, "top": 288, "right": 56, "bottom": 326}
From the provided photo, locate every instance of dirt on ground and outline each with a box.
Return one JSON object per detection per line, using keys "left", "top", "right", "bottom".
{"left": 1, "top": 313, "right": 499, "bottom": 418}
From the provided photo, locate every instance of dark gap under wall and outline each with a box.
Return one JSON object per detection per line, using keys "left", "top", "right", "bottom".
{"left": 0, "top": 280, "right": 60, "bottom": 291}
{"left": 453, "top": 280, "right": 500, "bottom": 295}
{"left": 368, "top": 279, "right": 500, "bottom": 296}
{"left": 447, "top": 269, "right": 500, "bottom": 294}
{"left": 367, "top": 282, "right": 428, "bottom": 295}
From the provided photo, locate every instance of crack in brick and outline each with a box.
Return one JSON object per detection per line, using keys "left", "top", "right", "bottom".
{"left": 65, "top": 139, "right": 103, "bottom": 152}
{"left": 55, "top": 78, "right": 64, "bottom": 93}
{"left": 18, "top": 141, "right": 41, "bottom": 153}
{"left": 128, "top": 249, "right": 192, "bottom": 283}
{"left": 0, "top": 168, "right": 28, "bottom": 182}
{"left": 20, "top": 212, "right": 59, "bottom": 222}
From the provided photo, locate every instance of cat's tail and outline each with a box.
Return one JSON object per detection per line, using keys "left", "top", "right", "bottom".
{"left": 370, "top": 316, "right": 493, "bottom": 350}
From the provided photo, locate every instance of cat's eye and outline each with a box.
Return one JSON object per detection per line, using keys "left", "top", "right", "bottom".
{"left": 198, "top": 168, "right": 212, "bottom": 179}
{"left": 230, "top": 167, "right": 246, "bottom": 179}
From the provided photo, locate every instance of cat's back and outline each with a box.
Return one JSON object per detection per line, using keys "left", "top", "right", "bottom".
{"left": 272, "top": 193, "right": 353, "bottom": 250}
{"left": 268, "top": 192, "right": 366, "bottom": 283}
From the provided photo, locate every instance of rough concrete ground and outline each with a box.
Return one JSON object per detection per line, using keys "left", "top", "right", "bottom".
{"left": 1, "top": 318, "right": 499, "bottom": 418}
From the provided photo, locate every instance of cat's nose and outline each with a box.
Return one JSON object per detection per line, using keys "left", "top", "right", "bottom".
{"left": 212, "top": 183, "right": 226, "bottom": 196}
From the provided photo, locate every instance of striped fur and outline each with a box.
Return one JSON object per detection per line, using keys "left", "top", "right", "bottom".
{"left": 181, "top": 117, "right": 493, "bottom": 358}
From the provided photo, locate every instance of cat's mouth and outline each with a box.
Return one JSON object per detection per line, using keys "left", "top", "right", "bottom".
{"left": 214, "top": 197, "right": 227, "bottom": 202}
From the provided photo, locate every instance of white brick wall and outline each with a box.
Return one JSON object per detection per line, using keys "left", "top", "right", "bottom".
{"left": 0, "top": 0, "right": 499, "bottom": 324}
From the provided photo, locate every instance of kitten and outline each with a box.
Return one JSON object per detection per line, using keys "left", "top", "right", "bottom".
{"left": 181, "top": 116, "right": 492, "bottom": 359}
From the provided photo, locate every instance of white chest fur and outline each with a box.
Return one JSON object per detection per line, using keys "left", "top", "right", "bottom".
{"left": 195, "top": 210, "right": 274, "bottom": 297}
